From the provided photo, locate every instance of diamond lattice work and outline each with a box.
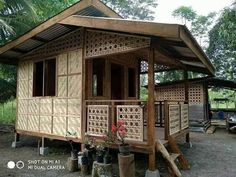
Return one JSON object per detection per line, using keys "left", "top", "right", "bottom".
{"left": 117, "top": 105, "right": 143, "bottom": 141}
{"left": 85, "top": 30, "right": 150, "bottom": 58}
{"left": 140, "top": 60, "right": 170, "bottom": 73}
{"left": 87, "top": 105, "right": 109, "bottom": 136}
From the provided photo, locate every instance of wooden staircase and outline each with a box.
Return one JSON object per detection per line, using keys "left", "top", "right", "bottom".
{"left": 156, "top": 136, "right": 190, "bottom": 177}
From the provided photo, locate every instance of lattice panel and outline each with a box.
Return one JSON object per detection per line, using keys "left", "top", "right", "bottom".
{"left": 85, "top": 30, "right": 150, "bottom": 58}
{"left": 189, "top": 84, "right": 203, "bottom": 104}
{"left": 40, "top": 99, "right": 52, "bottom": 115}
{"left": 169, "top": 105, "right": 180, "bottom": 135}
{"left": 68, "top": 99, "right": 81, "bottom": 115}
{"left": 140, "top": 60, "right": 170, "bottom": 73}
{"left": 53, "top": 99, "right": 67, "bottom": 115}
{"left": 18, "top": 80, "right": 28, "bottom": 98}
{"left": 156, "top": 84, "right": 185, "bottom": 101}
{"left": 87, "top": 105, "right": 109, "bottom": 136}
{"left": 53, "top": 117, "right": 67, "bottom": 136}
{"left": 28, "top": 99, "right": 40, "bottom": 114}
{"left": 68, "top": 117, "right": 81, "bottom": 138}
{"left": 25, "top": 29, "right": 83, "bottom": 58}
{"left": 117, "top": 105, "right": 143, "bottom": 141}
{"left": 28, "top": 115, "right": 39, "bottom": 132}
{"left": 181, "top": 104, "right": 189, "bottom": 130}
{"left": 58, "top": 53, "right": 68, "bottom": 76}
{"left": 40, "top": 116, "right": 52, "bottom": 134}
{"left": 17, "top": 114, "right": 27, "bottom": 130}
{"left": 68, "top": 75, "right": 81, "bottom": 97}
{"left": 68, "top": 49, "right": 82, "bottom": 74}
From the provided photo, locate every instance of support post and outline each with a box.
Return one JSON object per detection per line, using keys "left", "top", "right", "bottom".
{"left": 39, "top": 137, "right": 49, "bottom": 155}
{"left": 147, "top": 48, "right": 156, "bottom": 171}
{"left": 12, "top": 133, "right": 21, "bottom": 148}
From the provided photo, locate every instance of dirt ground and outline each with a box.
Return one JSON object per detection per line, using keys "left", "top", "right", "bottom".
{"left": 0, "top": 127, "right": 235, "bottom": 177}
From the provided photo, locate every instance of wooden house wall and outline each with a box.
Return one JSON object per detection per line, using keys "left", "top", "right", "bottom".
{"left": 16, "top": 29, "right": 83, "bottom": 139}
{"left": 155, "top": 83, "right": 207, "bottom": 122}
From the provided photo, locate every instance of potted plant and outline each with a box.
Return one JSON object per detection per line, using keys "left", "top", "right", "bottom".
{"left": 65, "top": 131, "right": 78, "bottom": 160}
{"left": 111, "top": 120, "right": 130, "bottom": 155}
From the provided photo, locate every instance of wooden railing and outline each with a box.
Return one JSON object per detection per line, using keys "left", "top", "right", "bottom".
{"left": 85, "top": 100, "right": 147, "bottom": 142}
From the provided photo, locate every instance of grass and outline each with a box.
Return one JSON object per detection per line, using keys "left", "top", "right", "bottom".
{"left": 0, "top": 100, "right": 16, "bottom": 124}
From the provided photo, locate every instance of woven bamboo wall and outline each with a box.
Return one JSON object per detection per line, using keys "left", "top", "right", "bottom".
{"left": 156, "top": 83, "right": 204, "bottom": 104}
{"left": 17, "top": 49, "right": 83, "bottom": 139}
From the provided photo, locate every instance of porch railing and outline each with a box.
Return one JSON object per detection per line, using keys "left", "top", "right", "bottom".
{"left": 85, "top": 100, "right": 147, "bottom": 142}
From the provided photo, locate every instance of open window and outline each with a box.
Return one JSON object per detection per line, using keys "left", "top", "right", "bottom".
{"left": 92, "top": 59, "right": 105, "bottom": 97}
{"left": 33, "top": 58, "right": 56, "bottom": 97}
{"left": 128, "top": 68, "right": 136, "bottom": 97}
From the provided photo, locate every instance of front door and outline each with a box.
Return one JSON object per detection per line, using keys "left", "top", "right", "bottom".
{"left": 111, "top": 63, "right": 124, "bottom": 100}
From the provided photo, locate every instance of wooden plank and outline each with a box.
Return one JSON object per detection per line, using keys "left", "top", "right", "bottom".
{"left": 147, "top": 48, "right": 156, "bottom": 171}
{"left": 156, "top": 140, "right": 181, "bottom": 177}
{"left": 168, "top": 136, "right": 190, "bottom": 170}
{"left": 60, "top": 16, "right": 180, "bottom": 39}
{"left": 0, "top": 0, "right": 121, "bottom": 55}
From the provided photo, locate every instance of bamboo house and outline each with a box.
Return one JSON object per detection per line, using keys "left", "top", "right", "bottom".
{"left": 0, "top": 0, "right": 215, "bottom": 175}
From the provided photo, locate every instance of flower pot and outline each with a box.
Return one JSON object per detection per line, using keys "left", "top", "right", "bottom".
{"left": 81, "top": 156, "right": 88, "bottom": 165}
{"left": 119, "top": 144, "right": 130, "bottom": 156}
{"left": 96, "top": 155, "right": 104, "bottom": 163}
{"left": 103, "top": 154, "right": 112, "bottom": 164}
{"left": 71, "top": 150, "right": 78, "bottom": 160}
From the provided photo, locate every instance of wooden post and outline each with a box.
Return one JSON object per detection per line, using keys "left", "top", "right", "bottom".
{"left": 183, "top": 70, "right": 190, "bottom": 143}
{"left": 164, "top": 100, "right": 169, "bottom": 140}
{"left": 147, "top": 48, "right": 156, "bottom": 171}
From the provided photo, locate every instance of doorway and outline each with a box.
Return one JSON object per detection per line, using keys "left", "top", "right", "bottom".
{"left": 111, "top": 63, "right": 124, "bottom": 100}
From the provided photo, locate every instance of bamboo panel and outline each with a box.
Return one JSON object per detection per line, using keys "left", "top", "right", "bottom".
{"left": 85, "top": 30, "right": 150, "bottom": 58}
{"left": 68, "top": 99, "right": 81, "bottom": 115}
{"left": 28, "top": 61, "right": 33, "bottom": 80}
{"left": 117, "top": 105, "right": 143, "bottom": 141}
{"left": 169, "top": 105, "right": 180, "bottom": 135}
{"left": 17, "top": 114, "right": 28, "bottom": 130}
{"left": 68, "top": 117, "right": 81, "bottom": 138}
{"left": 68, "top": 49, "right": 82, "bottom": 74}
{"left": 53, "top": 116, "right": 67, "bottom": 136}
{"left": 18, "top": 61, "right": 28, "bottom": 80}
{"left": 68, "top": 74, "right": 81, "bottom": 97}
{"left": 58, "top": 53, "right": 68, "bottom": 75}
{"left": 181, "top": 104, "right": 189, "bottom": 130}
{"left": 40, "top": 116, "right": 52, "bottom": 134}
{"left": 18, "top": 80, "right": 28, "bottom": 98}
{"left": 87, "top": 105, "right": 109, "bottom": 136}
{"left": 57, "top": 76, "right": 68, "bottom": 97}
{"left": 53, "top": 98, "right": 67, "bottom": 115}
{"left": 156, "top": 84, "right": 185, "bottom": 101}
{"left": 28, "top": 98, "right": 40, "bottom": 114}
{"left": 28, "top": 79, "right": 33, "bottom": 97}
{"left": 40, "top": 98, "right": 53, "bottom": 115}
{"left": 18, "top": 99, "right": 28, "bottom": 114}
{"left": 28, "top": 115, "right": 39, "bottom": 132}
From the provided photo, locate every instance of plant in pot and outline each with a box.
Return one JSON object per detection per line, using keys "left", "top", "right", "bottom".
{"left": 102, "top": 132, "right": 116, "bottom": 164}
{"left": 112, "top": 120, "right": 130, "bottom": 156}
{"left": 65, "top": 131, "right": 78, "bottom": 160}
{"left": 95, "top": 142, "right": 105, "bottom": 163}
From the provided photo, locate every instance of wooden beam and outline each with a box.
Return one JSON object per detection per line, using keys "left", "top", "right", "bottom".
{"left": 147, "top": 48, "right": 156, "bottom": 171}
{"left": 31, "top": 36, "right": 49, "bottom": 43}
{"left": 179, "top": 26, "right": 215, "bottom": 75}
{"left": 60, "top": 15, "right": 180, "bottom": 39}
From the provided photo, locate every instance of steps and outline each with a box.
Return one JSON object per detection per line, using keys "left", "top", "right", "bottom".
{"left": 156, "top": 137, "right": 190, "bottom": 177}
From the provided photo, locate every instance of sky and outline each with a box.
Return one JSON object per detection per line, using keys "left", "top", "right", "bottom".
{"left": 154, "top": 0, "right": 234, "bottom": 24}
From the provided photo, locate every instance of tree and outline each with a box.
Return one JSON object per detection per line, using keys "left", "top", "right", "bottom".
{"left": 172, "top": 6, "right": 196, "bottom": 25}
{"left": 102, "top": 0, "right": 157, "bottom": 20}
{"left": 207, "top": 3, "right": 236, "bottom": 81}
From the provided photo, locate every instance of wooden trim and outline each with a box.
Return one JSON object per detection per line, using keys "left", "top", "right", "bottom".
{"left": 179, "top": 26, "right": 215, "bottom": 75}
{"left": 60, "top": 16, "right": 180, "bottom": 39}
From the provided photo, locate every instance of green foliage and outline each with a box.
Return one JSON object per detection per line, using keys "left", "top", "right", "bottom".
{"left": 172, "top": 6, "right": 197, "bottom": 25}
{"left": 207, "top": 3, "right": 236, "bottom": 81}
{"left": 102, "top": 0, "right": 157, "bottom": 20}
{"left": 0, "top": 100, "right": 16, "bottom": 124}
